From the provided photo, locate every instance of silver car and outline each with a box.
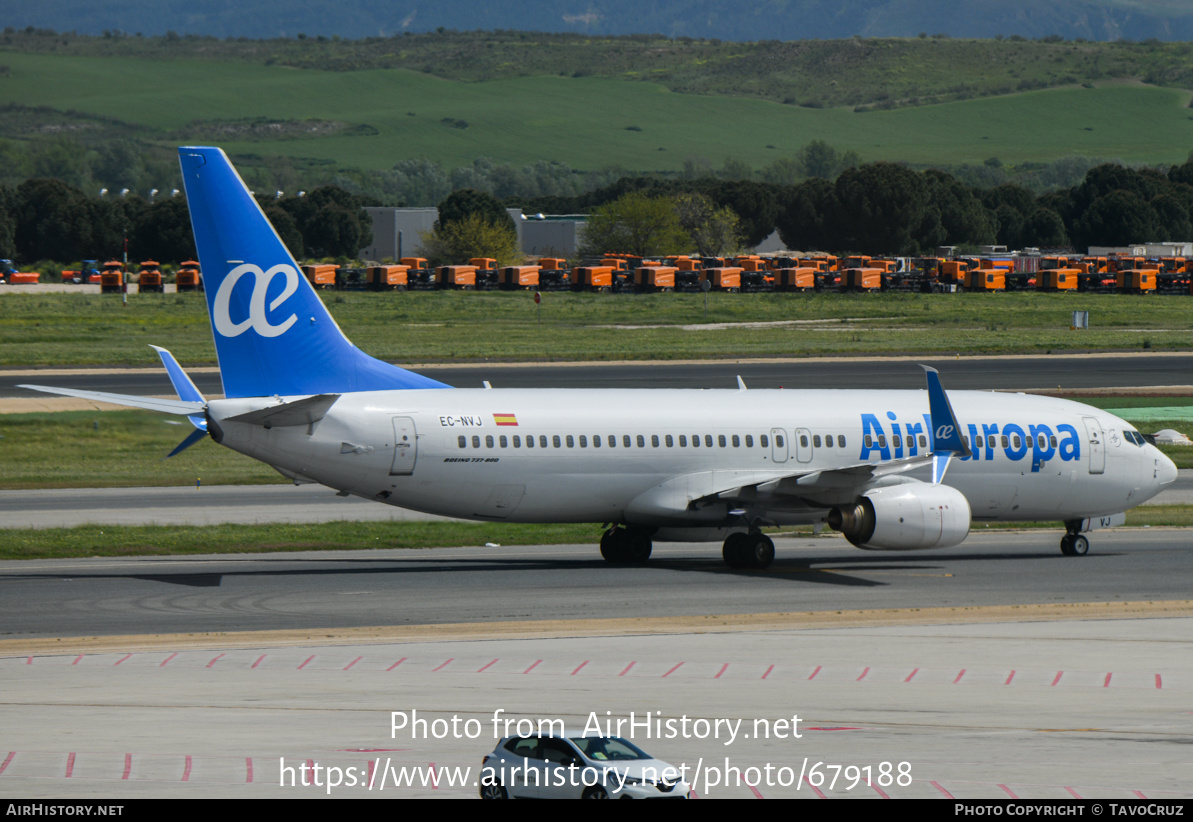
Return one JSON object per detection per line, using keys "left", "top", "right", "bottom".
{"left": 479, "top": 732, "right": 690, "bottom": 799}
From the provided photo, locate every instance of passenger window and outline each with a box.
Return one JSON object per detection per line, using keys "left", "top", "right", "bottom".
{"left": 745, "top": 435, "right": 753, "bottom": 447}
{"left": 705, "top": 435, "right": 714, "bottom": 447}
{"left": 593, "top": 435, "right": 601, "bottom": 448}
{"left": 800, "top": 434, "right": 809, "bottom": 447}
{"left": 608, "top": 435, "right": 616, "bottom": 447}
{"left": 623, "top": 435, "right": 631, "bottom": 448}
{"left": 458, "top": 435, "right": 466, "bottom": 448}
{"left": 566, "top": 435, "right": 574, "bottom": 447}
{"left": 665, "top": 435, "right": 673, "bottom": 447}
{"left": 472, "top": 435, "right": 481, "bottom": 448}
{"left": 878, "top": 435, "right": 887, "bottom": 448}
{"left": 1001, "top": 435, "right": 1009, "bottom": 448}
{"left": 499, "top": 435, "right": 507, "bottom": 448}
{"left": 1050, "top": 436, "right": 1057, "bottom": 448}
{"left": 679, "top": 435, "right": 687, "bottom": 447}
{"left": 513, "top": 435, "right": 521, "bottom": 448}
{"left": 693, "top": 435, "right": 700, "bottom": 447}
{"left": 526, "top": 435, "right": 534, "bottom": 449}
{"left": 760, "top": 435, "right": 768, "bottom": 447}
{"left": 485, "top": 435, "right": 494, "bottom": 448}
{"left": 637, "top": 435, "right": 645, "bottom": 448}
{"left": 579, "top": 435, "right": 587, "bottom": 447}
{"left": 813, "top": 435, "right": 821, "bottom": 447}
{"left": 840, "top": 435, "right": 848, "bottom": 448}
{"left": 553, "top": 435, "right": 561, "bottom": 448}
{"left": 865, "top": 435, "right": 873, "bottom": 448}
{"left": 732, "top": 435, "right": 740, "bottom": 447}
{"left": 1013, "top": 436, "right": 1021, "bottom": 448}
{"left": 649, "top": 434, "right": 657, "bottom": 447}
{"left": 776, "top": 435, "right": 785, "bottom": 447}
{"left": 718, "top": 435, "right": 726, "bottom": 447}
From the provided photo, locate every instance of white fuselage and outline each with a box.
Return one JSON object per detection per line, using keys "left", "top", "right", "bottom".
{"left": 207, "top": 388, "right": 1176, "bottom": 539}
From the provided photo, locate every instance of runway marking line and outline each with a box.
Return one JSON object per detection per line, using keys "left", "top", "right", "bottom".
{"left": 1065, "top": 787, "right": 1083, "bottom": 799}
{"left": 246, "top": 758, "right": 253, "bottom": 783}
{"left": 1051, "top": 672, "right": 1064, "bottom": 686}
{"left": 1156, "top": 674, "right": 1163, "bottom": 689}
{"left": 1005, "top": 670, "right": 1016, "bottom": 685}
{"left": 387, "top": 657, "right": 407, "bottom": 671}
{"left": 930, "top": 781, "right": 954, "bottom": 798}
{"left": 0, "top": 752, "right": 14, "bottom": 775}
{"left": 761, "top": 664, "right": 773, "bottom": 679}
{"left": 476, "top": 659, "right": 498, "bottom": 673}
{"left": 618, "top": 661, "right": 636, "bottom": 676}
{"left": 715, "top": 663, "right": 728, "bottom": 678}
{"left": 431, "top": 658, "right": 453, "bottom": 672}
{"left": 298, "top": 655, "right": 315, "bottom": 670}
{"left": 523, "top": 659, "right": 541, "bottom": 674}
{"left": 571, "top": 661, "right": 588, "bottom": 675}
{"left": 905, "top": 667, "right": 919, "bottom": 683}
{"left": 5, "top": 600, "right": 1192, "bottom": 656}
{"left": 999, "top": 784, "right": 1019, "bottom": 798}
{"left": 954, "top": 669, "right": 966, "bottom": 683}
{"left": 65, "top": 752, "right": 74, "bottom": 778}
{"left": 662, "top": 662, "right": 683, "bottom": 677}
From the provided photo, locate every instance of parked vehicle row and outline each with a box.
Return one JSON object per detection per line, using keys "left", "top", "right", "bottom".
{"left": 10, "top": 252, "right": 1190, "bottom": 296}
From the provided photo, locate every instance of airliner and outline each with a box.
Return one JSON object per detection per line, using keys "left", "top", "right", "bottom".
{"left": 20, "top": 147, "right": 1178, "bottom": 567}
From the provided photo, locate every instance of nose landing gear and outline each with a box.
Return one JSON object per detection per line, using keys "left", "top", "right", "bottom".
{"left": 1060, "top": 521, "right": 1089, "bottom": 556}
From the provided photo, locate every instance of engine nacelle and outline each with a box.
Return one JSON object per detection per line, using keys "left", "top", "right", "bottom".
{"left": 828, "top": 483, "right": 971, "bottom": 550}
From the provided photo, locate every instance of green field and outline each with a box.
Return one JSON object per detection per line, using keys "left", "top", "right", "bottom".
{"left": 3, "top": 290, "right": 1193, "bottom": 368}
{"left": 3, "top": 50, "right": 1192, "bottom": 171}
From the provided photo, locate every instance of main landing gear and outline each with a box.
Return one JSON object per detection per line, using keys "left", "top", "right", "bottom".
{"left": 722, "top": 531, "right": 775, "bottom": 570}
{"left": 1059, "top": 520, "right": 1089, "bottom": 557}
{"left": 600, "top": 527, "right": 652, "bottom": 564}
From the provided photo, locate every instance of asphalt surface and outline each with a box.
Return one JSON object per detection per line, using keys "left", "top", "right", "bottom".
{"left": 5, "top": 352, "right": 1193, "bottom": 396}
{"left": 2, "top": 530, "right": 1189, "bottom": 639}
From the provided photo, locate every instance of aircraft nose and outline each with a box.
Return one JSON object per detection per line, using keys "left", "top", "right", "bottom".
{"left": 1156, "top": 451, "right": 1178, "bottom": 487}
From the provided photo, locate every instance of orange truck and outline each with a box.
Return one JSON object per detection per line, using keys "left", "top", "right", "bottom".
{"left": 499, "top": 265, "right": 540, "bottom": 289}
{"left": 137, "top": 260, "right": 163, "bottom": 293}
{"left": 302, "top": 264, "right": 337, "bottom": 289}
{"left": 1039, "top": 269, "right": 1080, "bottom": 291}
{"left": 634, "top": 266, "right": 676, "bottom": 292}
{"left": 100, "top": 261, "right": 125, "bottom": 293}
{"left": 470, "top": 257, "right": 499, "bottom": 289}
{"left": 701, "top": 267, "right": 742, "bottom": 292}
{"left": 571, "top": 266, "right": 615, "bottom": 292}
{"left": 537, "top": 257, "right": 570, "bottom": 290}
{"left": 1116, "top": 269, "right": 1157, "bottom": 294}
{"left": 437, "top": 265, "right": 477, "bottom": 289}
{"left": 962, "top": 269, "right": 1005, "bottom": 292}
{"left": 841, "top": 268, "right": 882, "bottom": 292}
{"left": 774, "top": 267, "right": 818, "bottom": 292}
{"left": 367, "top": 265, "right": 410, "bottom": 291}
{"left": 400, "top": 257, "right": 436, "bottom": 289}
{"left": 176, "top": 261, "right": 202, "bottom": 291}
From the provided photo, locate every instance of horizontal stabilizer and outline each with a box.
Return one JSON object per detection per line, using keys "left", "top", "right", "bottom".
{"left": 17, "top": 384, "right": 205, "bottom": 416}
{"left": 226, "top": 394, "right": 340, "bottom": 428}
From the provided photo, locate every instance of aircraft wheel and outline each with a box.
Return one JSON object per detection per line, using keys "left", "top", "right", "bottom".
{"left": 1060, "top": 535, "right": 1074, "bottom": 556}
{"left": 1070, "top": 535, "right": 1089, "bottom": 556}
{"left": 722, "top": 533, "right": 749, "bottom": 568}
{"left": 746, "top": 534, "right": 775, "bottom": 569}
{"left": 625, "top": 531, "right": 652, "bottom": 563}
{"left": 600, "top": 529, "right": 629, "bottom": 564}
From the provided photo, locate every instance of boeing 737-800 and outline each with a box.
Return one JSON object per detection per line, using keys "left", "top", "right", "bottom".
{"left": 20, "top": 147, "right": 1178, "bottom": 568}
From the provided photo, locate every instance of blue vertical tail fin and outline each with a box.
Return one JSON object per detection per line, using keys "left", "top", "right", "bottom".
{"left": 178, "top": 146, "right": 448, "bottom": 399}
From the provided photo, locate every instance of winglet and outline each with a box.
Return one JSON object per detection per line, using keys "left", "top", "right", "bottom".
{"left": 922, "top": 365, "right": 971, "bottom": 484}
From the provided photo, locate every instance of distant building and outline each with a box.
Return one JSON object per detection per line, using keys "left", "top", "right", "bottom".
{"left": 360, "top": 207, "right": 528, "bottom": 262}
{"left": 1089, "top": 243, "right": 1193, "bottom": 257}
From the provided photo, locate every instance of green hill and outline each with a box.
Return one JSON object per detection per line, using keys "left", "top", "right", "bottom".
{"left": 1, "top": 48, "right": 1190, "bottom": 174}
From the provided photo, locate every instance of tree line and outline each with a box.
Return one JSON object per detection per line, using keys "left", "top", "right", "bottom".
{"left": 4, "top": 156, "right": 1192, "bottom": 267}
{"left": 0, "top": 177, "right": 372, "bottom": 265}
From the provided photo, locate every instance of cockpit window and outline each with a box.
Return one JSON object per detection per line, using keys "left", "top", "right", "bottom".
{"left": 1124, "top": 430, "right": 1145, "bottom": 446}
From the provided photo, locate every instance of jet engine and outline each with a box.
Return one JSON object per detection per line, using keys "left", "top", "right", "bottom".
{"left": 827, "top": 483, "right": 970, "bottom": 550}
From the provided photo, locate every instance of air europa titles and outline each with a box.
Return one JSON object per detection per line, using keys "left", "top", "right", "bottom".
{"left": 860, "top": 412, "right": 1082, "bottom": 472}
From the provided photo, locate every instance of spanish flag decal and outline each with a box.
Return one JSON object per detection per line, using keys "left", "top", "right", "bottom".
{"left": 493, "top": 413, "right": 519, "bottom": 427}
